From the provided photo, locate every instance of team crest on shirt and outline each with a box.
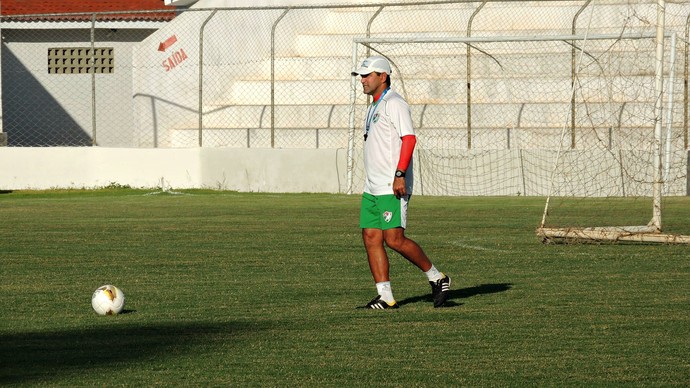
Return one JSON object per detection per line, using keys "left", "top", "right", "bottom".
{"left": 382, "top": 211, "right": 393, "bottom": 223}
{"left": 372, "top": 113, "right": 380, "bottom": 123}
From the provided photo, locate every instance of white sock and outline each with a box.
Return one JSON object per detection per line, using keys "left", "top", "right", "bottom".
{"left": 375, "top": 281, "right": 395, "bottom": 303}
{"left": 424, "top": 265, "right": 444, "bottom": 282}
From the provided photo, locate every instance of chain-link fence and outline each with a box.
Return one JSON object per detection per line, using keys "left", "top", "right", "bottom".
{"left": 1, "top": 1, "right": 688, "bottom": 150}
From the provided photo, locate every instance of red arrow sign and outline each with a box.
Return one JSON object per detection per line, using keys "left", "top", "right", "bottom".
{"left": 158, "top": 35, "right": 177, "bottom": 52}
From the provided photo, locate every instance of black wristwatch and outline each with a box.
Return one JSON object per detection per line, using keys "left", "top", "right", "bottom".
{"left": 395, "top": 170, "right": 406, "bottom": 178}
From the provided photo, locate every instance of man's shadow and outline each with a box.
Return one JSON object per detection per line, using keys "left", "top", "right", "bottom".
{"left": 397, "top": 283, "right": 512, "bottom": 307}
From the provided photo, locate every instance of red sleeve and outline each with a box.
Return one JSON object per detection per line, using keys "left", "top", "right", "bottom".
{"left": 397, "top": 135, "right": 416, "bottom": 171}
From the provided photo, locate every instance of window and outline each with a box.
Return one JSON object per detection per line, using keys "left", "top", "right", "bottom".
{"left": 48, "top": 47, "right": 114, "bottom": 74}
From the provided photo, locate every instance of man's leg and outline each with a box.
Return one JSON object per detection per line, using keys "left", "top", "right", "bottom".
{"left": 361, "top": 228, "right": 399, "bottom": 308}
{"left": 382, "top": 227, "right": 432, "bottom": 272}
{"left": 362, "top": 228, "right": 389, "bottom": 282}
{"left": 384, "top": 228, "right": 451, "bottom": 308}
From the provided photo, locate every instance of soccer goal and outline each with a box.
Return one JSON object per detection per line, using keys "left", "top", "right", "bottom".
{"left": 348, "top": 21, "right": 689, "bottom": 243}
{"left": 535, "top": 26, "right": 690, "bottom": 244}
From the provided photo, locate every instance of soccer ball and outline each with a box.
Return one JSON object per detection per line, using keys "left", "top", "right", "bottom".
{"left": 91, "top": 285, "right": 126, "bottom": 315}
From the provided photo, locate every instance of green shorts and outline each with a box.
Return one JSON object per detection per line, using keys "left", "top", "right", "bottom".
{"left": 359, "top": 192, "right": 409, "bottom": 230}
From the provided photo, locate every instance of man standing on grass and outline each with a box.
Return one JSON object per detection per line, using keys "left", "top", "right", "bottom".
{"left": 351, "top": 56, "right": 451, "bottom": 309}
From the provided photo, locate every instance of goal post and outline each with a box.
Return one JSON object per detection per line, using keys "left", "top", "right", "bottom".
{"left": 348, "top": 28, "right": 689, "bottom": 243}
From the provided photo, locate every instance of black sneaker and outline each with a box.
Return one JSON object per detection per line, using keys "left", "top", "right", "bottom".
{"left": 430, "top": 275, "right": 451, "bottom": 307}
{"left": 364, "top": 295, "right": 399, "bottom": 309}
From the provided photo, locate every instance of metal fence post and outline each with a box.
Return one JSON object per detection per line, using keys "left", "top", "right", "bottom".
{"left": 571, "top": 0, "right": 592, "bottom": 149}
{"left": 91, "top": 14, "right": 97, "bottom": 146}
{"left": 683, "top": 13, "right": 690, "bottom": 149}
{"left": 467, "top": 1, "right": 487, "bottom": 150}
{"left": 199, "top": 10, "right": 218, "bottom": 147}
{"left": 271, "top": 9, "right": 290, "bottom": 149}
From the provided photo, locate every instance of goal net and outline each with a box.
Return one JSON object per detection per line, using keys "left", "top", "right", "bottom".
{"left": 348, "top": 21, "right": 689, "bottom": 243}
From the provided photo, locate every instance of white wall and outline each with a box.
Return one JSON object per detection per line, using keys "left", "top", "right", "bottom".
{"left": 0, "top": 147, "right": 348, "bottom": 192}
{"left": 1, "top": 28, "right": 158, "bottom": 147}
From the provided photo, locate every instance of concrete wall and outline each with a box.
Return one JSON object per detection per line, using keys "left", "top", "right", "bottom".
{"left": 1, "top": 146, "right": 685, "bottom": 196}
{"left": 0, "top": 147, "right": 348, "bottom": 192}
{"left": 1, "top": 28, "right": 157, "bottom": 147}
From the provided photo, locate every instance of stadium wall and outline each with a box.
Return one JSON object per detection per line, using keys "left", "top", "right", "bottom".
{"left": 1, "top": 28, "right": 161, "bottom": 147}
{"left": 0, "top": 148, "right": 347, "bottom": 192}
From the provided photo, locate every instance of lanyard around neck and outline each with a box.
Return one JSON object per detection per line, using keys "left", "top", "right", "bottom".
{"left": 365, "top": 87, "right": 390, "bottom": 140}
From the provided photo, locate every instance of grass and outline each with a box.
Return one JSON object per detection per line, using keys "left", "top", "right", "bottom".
{"left": 1, "top": 189, "right": 689, "bottom": 386}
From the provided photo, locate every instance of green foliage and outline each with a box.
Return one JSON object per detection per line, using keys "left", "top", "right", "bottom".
{"left": 0, "top": 191, "right": 688, "bottom": 386}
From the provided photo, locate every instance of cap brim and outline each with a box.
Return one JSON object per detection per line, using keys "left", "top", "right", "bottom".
{"left": 351, "top": 67, "right": 372, "bottom": 76}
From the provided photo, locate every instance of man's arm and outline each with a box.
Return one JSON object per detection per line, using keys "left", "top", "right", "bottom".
{"left": 393, "top": 135, "right": 416, "bottom": 198}
{"left": 397, "top": 135, "right": 416, "bottom": 172}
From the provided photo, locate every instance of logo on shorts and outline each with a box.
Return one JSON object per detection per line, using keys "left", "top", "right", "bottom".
{"left": 382, "top": 211, "right": 393, "bottom": 223}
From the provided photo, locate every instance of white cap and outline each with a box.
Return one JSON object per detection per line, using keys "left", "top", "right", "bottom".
{"left": 351, "top": 56, "right": 392, "bottom": 76}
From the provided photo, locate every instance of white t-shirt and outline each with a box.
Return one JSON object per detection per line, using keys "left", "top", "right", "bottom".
{"left": 363, "top": 89, "right": 415, "bottom": 196}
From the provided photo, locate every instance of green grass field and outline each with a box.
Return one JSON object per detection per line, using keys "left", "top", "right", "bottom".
{"left": 1, "top": 190, "right": 688, "bottom": 386}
